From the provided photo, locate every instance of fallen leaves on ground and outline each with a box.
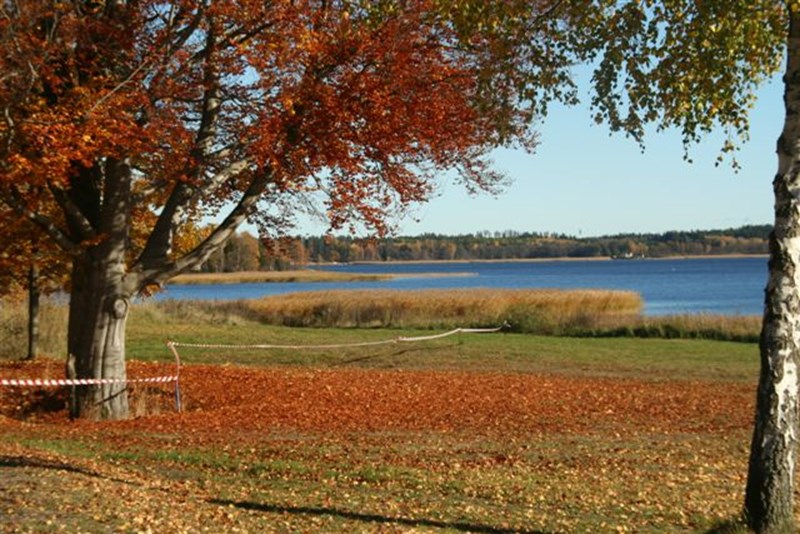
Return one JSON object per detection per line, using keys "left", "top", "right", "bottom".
{"left": 0, "top": 359, "right": 758, "bottom": 532}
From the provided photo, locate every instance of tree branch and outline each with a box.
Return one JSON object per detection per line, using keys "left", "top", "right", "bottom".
{"left": 188, "top": 157, "right": 251, "bottom": 205}
{"left": 136, "top": 168, "right": 272, "bottom": 287}
{"left": 85, "top": 59, "right": 151, "bottom": 118}
{"left": 0, "top": 187, "right": 81, "bottom": 255}
{"left": 47, "top": 183, "right": 98, "bottom": 241}
{"left": 137, "top": 14, "right": 223, "bottom": 269}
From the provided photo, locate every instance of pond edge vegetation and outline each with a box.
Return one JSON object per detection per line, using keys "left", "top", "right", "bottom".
{"left": 0, "top": 288, "right": 760, "bottom": 361}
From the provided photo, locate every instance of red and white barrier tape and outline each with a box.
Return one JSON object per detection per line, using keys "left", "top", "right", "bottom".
{"left": 2, "top": 327, "right": 501, "bottom": 391}
{"left": 0, "top": 376, "right": 178, "bottom": 388}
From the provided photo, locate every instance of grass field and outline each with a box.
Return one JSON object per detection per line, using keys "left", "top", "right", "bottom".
{"left": 0, "top": 299, "right": 764, "bottom": 533}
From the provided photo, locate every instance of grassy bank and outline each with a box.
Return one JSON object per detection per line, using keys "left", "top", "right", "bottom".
{"left": 0, "top": 290, "right": 762, "bottom": 362}
{"left": 0, "top": 296, "right": 759, "bottom": 382}
{"left": 591, "top": 313, "right": 762, "bottom": 343}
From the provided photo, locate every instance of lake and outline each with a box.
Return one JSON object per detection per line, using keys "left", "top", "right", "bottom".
{"left": 155, "top": 256, "right": 768, "bottom": 316}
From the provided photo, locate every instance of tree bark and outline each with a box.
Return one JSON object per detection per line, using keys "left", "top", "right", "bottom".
{"left": 25, "top": 262, "right": 39, "bottom": 361}
{"left": 745, "top": 9, "right": 800, "bottom": 533}
{"left": 67, "top": 249, "right": 133, "bottom": 420}
{"left": 66, "top": 158, "right": 136, "bottom": 421}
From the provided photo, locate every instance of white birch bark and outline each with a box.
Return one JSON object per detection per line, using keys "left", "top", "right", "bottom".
{"left": 745, "top": 10, "right": 800, "bottom": 533}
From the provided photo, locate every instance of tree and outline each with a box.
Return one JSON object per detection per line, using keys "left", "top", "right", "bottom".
{"left": 289, "top": 238, "right": 309, "bottom": 267}
{"left": 488, "top": 0, "right": 787, "bottom": 530}
{"left": 0, "top": 1, "right": 567, "bottom": 420}
{"left": 202, "top": 231, "right": 261, "bottom": 272}
{"left": 568, "top": 3, "right": 790, "bottom": 530}
{"left": 1, "top": 1, "right": 792, "bottom": 528}
{"left": 0, "top": 207, "right": 70, "bottom": 360}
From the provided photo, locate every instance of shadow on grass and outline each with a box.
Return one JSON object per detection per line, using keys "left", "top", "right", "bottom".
{"left": 337, "top": 343, "right": 460, "bottom": 366}
{"left": 0, "top": 455, "right": 136, "bottom": 485}
{"left": 1, "top": 454, "right": 103, "bottom": 477}
{"left": 210, "top": 499, "right": 550, "bottom": 534}
{"left": 703, "top": 517, "right": 749, "bottom": 534}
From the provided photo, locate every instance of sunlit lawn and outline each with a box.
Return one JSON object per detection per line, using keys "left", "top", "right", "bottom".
{"left": 0, "top": 305, "right": 760, "bottom": 533}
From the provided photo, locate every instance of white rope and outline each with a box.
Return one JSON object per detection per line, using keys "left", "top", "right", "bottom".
{"left": 0, "top": 327, "right": 502, "bottom": 390}
{"left": 166, "top": 326, "right": 504, "bottom": 351}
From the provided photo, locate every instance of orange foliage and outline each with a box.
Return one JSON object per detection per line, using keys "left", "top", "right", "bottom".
{"left": 0, "top": 0, "right": 532, "bottom": 263}
{"left": 0, "top": 4, "right": 546, "bottom": 317}
{"left": 0, "top": 1, "right": 567, "bottom": 417}
{"left": 0, "top": 358, "right": 756, "bottom": 531}
{"left": 0, "top": 205, "right": 69, "bottom": 298}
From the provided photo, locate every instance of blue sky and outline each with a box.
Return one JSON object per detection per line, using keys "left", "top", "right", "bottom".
{"left": 287, "top": 72, "right": 784, "bottom": 238}
{"left": 395, "top": 75, "right": 784, "bottom": 238}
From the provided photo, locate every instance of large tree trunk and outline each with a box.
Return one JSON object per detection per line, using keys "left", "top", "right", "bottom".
{"left": 65, "top": 158, "right": 136, "bottom": 421}
{"left": 67, "top": 248, "right": 132, "bottom": 420}
{"left": 745, "top": 10, "right": 800, "bottom": 533}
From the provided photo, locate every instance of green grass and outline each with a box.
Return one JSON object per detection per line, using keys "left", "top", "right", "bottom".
{"left": 0, "top": 296, "right": 761, "bottom": 533}
{"left": 1, "top": 429, "right": 752, "bottom": 533}
{"left": 0, "top": 294, "right": 762, "bottom": 365}
{"left": 126, "top": 311, "right": 759, "bottom": 382}
{"left": 0, "top": 297, "right": 761, "bottom": 384}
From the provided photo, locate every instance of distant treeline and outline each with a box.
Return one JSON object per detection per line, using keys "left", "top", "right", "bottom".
{"left": 199, "top": 224, "right": 770, "bottom": 272}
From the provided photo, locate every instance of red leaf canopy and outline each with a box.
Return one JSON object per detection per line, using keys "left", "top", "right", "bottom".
{"left": 0, "top": 0, "right": 537, "bottom": 284}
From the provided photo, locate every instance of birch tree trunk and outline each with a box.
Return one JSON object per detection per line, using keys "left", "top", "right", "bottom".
{"left": 745, "top": 10, "right": 800, "bottom": 533}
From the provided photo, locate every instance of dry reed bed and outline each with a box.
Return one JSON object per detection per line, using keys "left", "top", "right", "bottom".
{"left": 246, "top": 288, "right": 643, "bottom": 331}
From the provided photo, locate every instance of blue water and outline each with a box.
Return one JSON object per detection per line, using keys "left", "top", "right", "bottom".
{"left": 154, "top": 257, "right": 768, "bottom": 316}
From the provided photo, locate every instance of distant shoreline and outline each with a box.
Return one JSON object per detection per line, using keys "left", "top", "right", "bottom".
{"left": 317, "top": 253, "right": 768, "bottom": 266}
{"left": 170, "top": 254, "right": 767, "bottom": 285}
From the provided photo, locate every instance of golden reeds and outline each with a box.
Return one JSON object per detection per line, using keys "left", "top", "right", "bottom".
{"left": 246, "top": 288, "right": 644, "bottom": 332}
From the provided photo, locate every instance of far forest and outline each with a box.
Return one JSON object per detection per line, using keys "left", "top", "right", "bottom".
{"left": 201, "top": 224, "right": 771, "bottom": 272}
